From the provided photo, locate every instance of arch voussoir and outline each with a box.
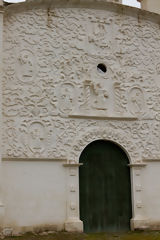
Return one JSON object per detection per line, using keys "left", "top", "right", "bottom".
{"left": 69, "top": 127, "right": 139, "bottom": 164}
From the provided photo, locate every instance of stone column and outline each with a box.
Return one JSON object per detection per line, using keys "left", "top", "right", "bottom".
{"left": 138, "top": 0, "right": 160, "bottom": 14}
{"left": 63, "top": 163, "right": 83, "bottom": 232}
{"left": 129, "top": 163, "right": 148, "bottom": 230}
{"left": 0, "top": 0, "right": 5, "bottom": 227}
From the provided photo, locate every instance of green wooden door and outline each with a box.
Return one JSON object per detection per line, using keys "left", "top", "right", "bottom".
{"left": 79, "top": 140, "right": 132, "bottom": 233}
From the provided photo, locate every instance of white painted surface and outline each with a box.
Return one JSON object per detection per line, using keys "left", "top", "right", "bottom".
{"left": 140, "top": 0, "right": 160, "bottom": 14}
{"left": 1, "top": 161, "right": 66, "bottom": 231}
{"left": 1, "top": 0, "right": 160, "bottom": 234}
{"left": 142, "top": 162, "right": 160, "bottom": 221}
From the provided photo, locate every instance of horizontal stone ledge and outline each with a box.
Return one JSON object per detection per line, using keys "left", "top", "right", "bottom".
{"left": 69, "top": 114, "right": 137, "bottom": 121}
{"left": 143, "top": 158, "right": 160, "bottom": 162}
{"left": 63, "top": 163, "right": 83, "bottom": 167}
{"left": 2, "top": 157, "right": 67, "bottom": 162}
{"left": 128, "top": 163, "right": 147, "bottom": 167}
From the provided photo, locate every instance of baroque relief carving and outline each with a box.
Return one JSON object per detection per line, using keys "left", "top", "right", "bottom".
{"left": 2, "top": 6, "right": 160, "bottom": 162}
{"left": 128, "top": 87, "right": 145, "bottom": 117}
{"left": 58, "top": 83, "right": 75, "bottom": 115}
{"left": 79, "top": 80, "right": 108, "bottom": 113}
{"left": 16, "top": 49, "right": 36, "bottom": 83}
{"left": 28, "top": 121, "right": 46, "bottom": 155}
{"left": 69, "top": 127, "right": 140, "bottom": 163}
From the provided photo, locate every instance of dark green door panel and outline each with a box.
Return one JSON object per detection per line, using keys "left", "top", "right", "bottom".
{"left": 79, "top": 140, "right": 132, "bottom": 233}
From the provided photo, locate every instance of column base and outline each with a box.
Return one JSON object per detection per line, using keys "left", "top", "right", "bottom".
{"left": 131, "top": 218, "right": 149, "bottom": 230}
{"left": 65, "top": 219, "right": 83, "bottom": 232}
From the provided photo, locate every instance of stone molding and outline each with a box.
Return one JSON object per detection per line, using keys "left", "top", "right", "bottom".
{"left": 70, "top": 127, "right": 140, "bottom": 163}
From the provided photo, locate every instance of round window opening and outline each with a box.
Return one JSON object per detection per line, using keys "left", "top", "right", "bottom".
{"left": 97, "top": 63, "right": 107, "bottom": 73}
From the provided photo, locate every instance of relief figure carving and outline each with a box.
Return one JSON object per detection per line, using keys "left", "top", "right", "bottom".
{"left": 128, "top": 87, "right": 145, "bottom": 116}
{"left": 16, "top": 49, "right": 35, "bottom": 83}
{"left": 80, "top": 80, "right": 108, "bottom": 112}
{"left": 59, "top": 83, "right": 75, "bottom": 114}
{"left": 88, "top": 22, "right": 108, "bottom": 48}
{"left": 28, "top": 122, "right": 45, "bottom": 155}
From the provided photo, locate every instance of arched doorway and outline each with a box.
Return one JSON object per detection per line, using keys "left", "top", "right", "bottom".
{"left": 79, "top": 140, "right": 132, "bottom": 233}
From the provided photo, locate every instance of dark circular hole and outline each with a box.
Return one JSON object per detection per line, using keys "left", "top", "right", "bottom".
{"left": 97, "top": 63, "right": 107, "bottom": 73}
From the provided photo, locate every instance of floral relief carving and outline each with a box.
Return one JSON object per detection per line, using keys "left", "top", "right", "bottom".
{"left": 2, "top": 5, "right": 160, "bottom": 162}
{"left": 70, "top": 127, "right": 139, "bottom": 163}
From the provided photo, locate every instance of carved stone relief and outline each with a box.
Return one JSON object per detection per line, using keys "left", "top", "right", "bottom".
{"left": 128, "top": 87, "right": 145, "bottom": 117}
{"left": 28, "top": 121, "right": 46, "bottom": 155}
{"left": 2, "top": 5, "right": 160, "bottom": 162}
{"left": 58, "top": 83, "right": 75, "bottom": 115}
{"left": 79, "top": 80, "right": 108, "bottom": 114}
{"left": 16, "top": 49, "right": 36, "bottom": 83}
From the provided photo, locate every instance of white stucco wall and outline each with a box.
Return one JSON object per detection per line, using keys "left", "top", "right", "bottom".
{"left": 140, "top": 0, "right": 160, "bottom": 14}
{"left": 1, "top": 161, "right": 66, "bottom": 232}
{"left": 141, "top": 162, "right": 160, "bottom": 224}
{"left": 1, "top": 0, "right": 160, "bottom": 234}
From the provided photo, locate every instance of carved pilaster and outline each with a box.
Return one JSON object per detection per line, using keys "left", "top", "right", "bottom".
{"left": 63, "top": 163, "right": 83, "bottom": 232}
{"left": 129, "top": 164, "right": 148, "bottom": 230}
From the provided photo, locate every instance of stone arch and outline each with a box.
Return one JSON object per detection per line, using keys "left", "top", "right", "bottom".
{"left": 70, "top": 127, "right": 140, "bottom": 163}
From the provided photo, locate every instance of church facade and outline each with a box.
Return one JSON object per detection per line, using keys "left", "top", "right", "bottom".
{"left": 0, "top": 0, "right": 160, "bottom": 235}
